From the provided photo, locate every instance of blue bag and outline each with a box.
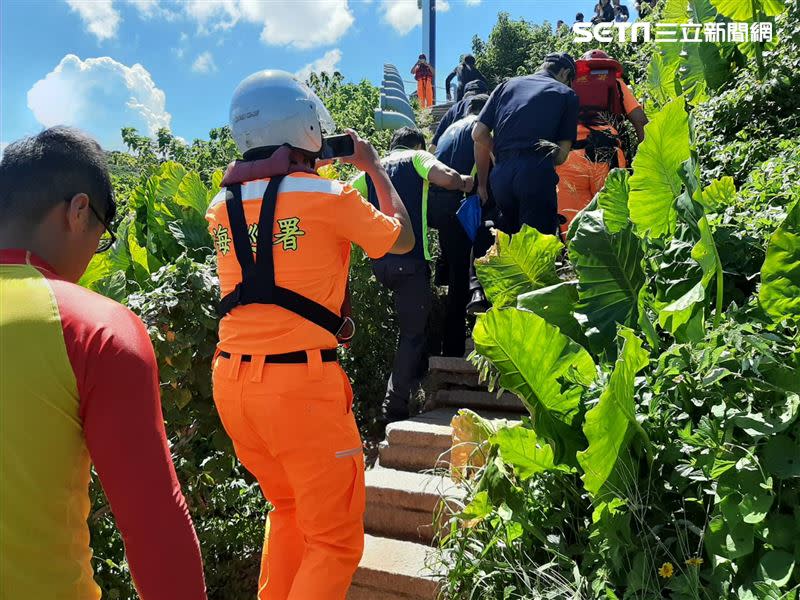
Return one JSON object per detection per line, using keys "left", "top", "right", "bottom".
{"left": 456, "top": 194, "right": 481, "bottom": 242}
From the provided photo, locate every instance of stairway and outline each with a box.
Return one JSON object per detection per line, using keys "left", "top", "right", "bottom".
{"left": 428, "top": 101, "right": 455, "bottom": 130}
{"left": 347, "top": 356, "right": 525, "bottom": 599}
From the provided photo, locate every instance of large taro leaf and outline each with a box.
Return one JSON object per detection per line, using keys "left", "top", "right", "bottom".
{"left": 475, "top": 225, "right": 562, "bottom": 308}
{"left": 657, "top": 192, "right": 723, "bottom": 340}
{"left": 596, "top": 169, "right": 630, "bottom": 235}
{"left": 577, "top": 328, "right": 650, "bottom": 496}
{"left": 517, "top": 281, "right": 587, "bottom": 346}
{"left": 569, "top": 210, "right": 645, "bottom": 355}
{"left": 701, "top": 176, "right": 736, "bottom": 211}
{"left": 629, "top": 96, "right": 691, "bottom": 238}
{"left": 711, "top": 0, "right": 786, "bottom": 19}
{"left": 472, "top": 308, "right": 596, "bottom": 463}
{"left": 492, "top": 426, "right": 572, "bottom": 480}
{"left": 646, "top": 52, "right": 680, "bottom": 109}
{"left": 760, "top": 201, "right": 800, "bottom": 324}
{"left": 664, "top": 0, "right": 719, "bottom": 22}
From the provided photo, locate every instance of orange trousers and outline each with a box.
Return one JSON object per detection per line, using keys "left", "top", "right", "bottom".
{"left": 212, "top": 351, "right": 366, "bottom": 600}
{"left": 417, "top": 77, "right": 433, "bottom": 108}
{"left": 556, "top": 146, "right": 626, "bottom": 231}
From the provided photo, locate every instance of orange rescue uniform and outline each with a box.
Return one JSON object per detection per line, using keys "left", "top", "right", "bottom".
{"left": 206, "top": 172, "right": 400, "bottom": 600}
{"left": 557, "top": 80, "right": 641, "bottom": 228}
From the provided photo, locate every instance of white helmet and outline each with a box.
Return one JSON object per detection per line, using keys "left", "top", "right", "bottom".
{"left": 229, "top": 70, "right": 335, "bottom": 156}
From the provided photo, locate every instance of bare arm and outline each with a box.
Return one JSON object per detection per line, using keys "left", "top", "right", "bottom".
{"left": 427, "top": 160, "right": 473, "bottom": 193}
{"left": 472, "top": 121, "right": 494, "bottom": 204}
{"left": 343, "top": 130, "right": 415, "bottom": 254}
{"left": 627, "top": 107, "right": 648, "bottom": 144}
{"left": 554, "top": 140, "right": 573, "bottom": 166}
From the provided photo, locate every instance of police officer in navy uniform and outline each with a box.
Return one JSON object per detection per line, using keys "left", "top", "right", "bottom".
{"left": 472, "top": 53, "right": 579, "bottom": 236}
{"left": 429, "top": 94, "right": 491, "bottom": 357}
{"left": 430, "top": 79, "right": 490, "bottom": 152}
{"left": 352, "top": 128, "right": 473, "bottom": 423}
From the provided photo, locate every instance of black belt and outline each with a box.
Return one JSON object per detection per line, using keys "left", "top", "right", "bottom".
{"left": 218, "top": 349, "right": 338, "bottom": 364}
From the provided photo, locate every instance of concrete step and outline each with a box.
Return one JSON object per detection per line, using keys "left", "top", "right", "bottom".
{"left": 379, "top": 409, "right": 455, "bottom": 471}
{"left": 364, "top": 467, "right": 463, "bottom": 543}
{"left": 427, "top": 356, "right": 481, "bottom": 388}
{"left": 436, "top": 388, "right": 526, "bottom": 413}
{"left": 347, "top": 535, "right": 439, "bottom": 600}
{"left": 429, "top": 356, "right": 475, "bottom": 374}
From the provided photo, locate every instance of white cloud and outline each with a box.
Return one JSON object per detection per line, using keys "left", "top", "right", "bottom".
{"left": 191, "top": 51, "right": 218, "bottom": 73}
{"left": 126, "top": 0, "right": 178, "bottom": 20}
{"left": 465, "top": 0, "right": 481, "bottom": 5}
{"left": 295, "top": 49, "right": 342, "bottom": 82}
{"left": 27, "top": 55, "right": 171, "bottom": 150}
{"left": 380, "top": 0, "right": 448, "bottom": 35}
{"left": 66, "top": 0, "right": 120, "bottom": 41}
{"left": 183, "top": 0, "right": 355, "bottom": 49}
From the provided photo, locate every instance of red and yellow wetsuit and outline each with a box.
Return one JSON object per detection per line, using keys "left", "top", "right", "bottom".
{"left": 0, "top": 249, "right": 206, "bottom": 599}
{"left": 556, "top": 80, "right": 642, "bottom": 229}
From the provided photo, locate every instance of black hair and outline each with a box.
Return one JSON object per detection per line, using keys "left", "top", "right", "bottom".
{"left": 0, "top": 126, "right": 113, "bottom": 226}
{"left": 390, "top": 127, "right": 426, "bottom": 151}
{"left": 576, "top": 12, "right": 584, "bottom": 20}
{"left": 463, "top": 54, "right": 476, "bottom": 67}
{"left": 467, "top": 94, "right": 489, "bottom": 115}
{"left": 542, "top": 52, "right": 577, "bottom": 79}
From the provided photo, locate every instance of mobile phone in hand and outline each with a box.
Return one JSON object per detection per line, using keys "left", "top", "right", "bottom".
{"left": 321, "top": 134, "right": 355, "bottom": 160}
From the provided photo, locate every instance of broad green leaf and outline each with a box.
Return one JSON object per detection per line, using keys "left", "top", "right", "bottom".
{"left": 595, "top": 169, "right": 630, "bottom": 234}
{"left": 516, "top": 281, "right": 586, "bottom": 346}
{"left": 646, "top": 52, "right": 680, "bottom": 109}
{"left": 127, "top": 221, "right": 151, "bottom": 281}
{"left": 762, "top": 435, "right": 800, "bottom": 479}
{"left": 702, "top": 176, "right": 736, "bottom": 211}
{"left": 473, "top": 308, "right": 596, "bottom": 463}
{"left": 657, "top": 194, "right": 722, "bottom": 341}
{"left": 79, "top": 253, "right": 115, "bottom": 289}
{"left": 711, "top": 0, "right": 786, "bottom": 19}
{"left": 176, "top": 171, "right": 212, "bottom": 216}
{"left": 492, "top": 426, "right": 571, "bottom": 480}
{"left": 758, "top": 551, "right": 795, "bottom": 588}
{"left": 475, "top": 225, "right": 562, "bottom": 308}
{"left": 578, "top": 328, "right": 650, "bottom": 496}
{"left": 725, "top": 522, "right": 755, "bottom": 559}
{"left": 680, "top": 43, "right": 731, "bottom": 103}
{"left": 629, "top": 96, "right": 690, "bottom": 238}
{"left": 664, "top": 0, "right": 718, "bottom": 22}
{"left": 569, "top": 210, "right": 645, "bottom": 354}
{"left": 760, "top": 201, "right": 800, "bottom": 323}
{"left": 460, "top": 490, "right": 492, "bottom": 521}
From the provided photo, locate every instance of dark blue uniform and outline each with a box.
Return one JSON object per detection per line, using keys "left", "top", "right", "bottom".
{"left": 479, "top": 72, "right": 578, "bottom": 235}
{"left": 352, "top": 150, "right": 437, "bottom": 422}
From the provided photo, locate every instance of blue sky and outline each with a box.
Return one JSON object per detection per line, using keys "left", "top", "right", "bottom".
{"left": 1, "top": 0, "right": 592, "bottom": 151}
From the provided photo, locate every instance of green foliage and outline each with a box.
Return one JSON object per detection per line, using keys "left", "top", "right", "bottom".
{"left": 760, "top": 200, "right": 800, "bottom": 323}
{"left": 441, "top": 75, "right": 800, "bottom": 596}
{"left": 577, "top": 328, "right": 650, "bottom": 496}
{"left": 629, "top": 96, "right": 691, "bottom": 238}
{"left": 474, "top": 226, "right": 562, "bottom": 309}
{"left": 472, "top": 308, "right": 596, "bottom": 463}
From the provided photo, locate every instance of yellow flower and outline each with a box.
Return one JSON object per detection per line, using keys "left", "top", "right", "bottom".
{"left": 685, "top": 557, "right": 704, "bottom": 568}
{"left": 659, "top": 562, "right": 675, "bottom": 578}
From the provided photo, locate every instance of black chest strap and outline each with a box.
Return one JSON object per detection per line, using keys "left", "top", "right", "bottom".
{"left": 217, "top": 177, "right": 349, "bottom": 339}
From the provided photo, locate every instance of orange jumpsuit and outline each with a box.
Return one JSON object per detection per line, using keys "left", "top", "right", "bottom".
{"left": 205, "top": 173, "right": 400, "bottom": 600}
{"left": 557, "top": 80, "right": 641, "bottom": 229}
{"left": 414, "top": 63, "right": 434, "bottom": 108}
